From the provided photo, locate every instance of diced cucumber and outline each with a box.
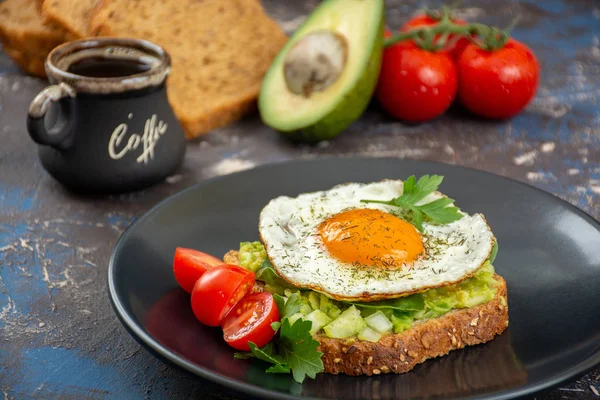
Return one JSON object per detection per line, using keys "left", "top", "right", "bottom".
{"left": 391, "top": 312, "right": 413, "bottom": 333}
{"left": 327, "top": 304, "right": 342, "bottom": 319}
{"left": 300, "top": 302, "right": 313, "bottom": 316}
{"left": 319, "top": 293, "right": 342, "bottom": 319}
{"left": 319, "top": 294, "right": 331, "bottom": 313}
{"left": 323, "top": 305, "right": 366, "bottom": 339}
{"left": 358, "top": 326, "right": 382, "bottom": 342}
{"left": 305, "top": 309, "right": 332, "bottom": 335}
{"left": 308, "top": 292, "right": 320, "bottom": 310}
{"left": 326, "top": 303, "right": 342, "bottom": 319}
{"left": 364, "top": 311, "right": 393, "bottom": 333}
{"left": 288, "top": 312, "right": 304, "bottom": 325}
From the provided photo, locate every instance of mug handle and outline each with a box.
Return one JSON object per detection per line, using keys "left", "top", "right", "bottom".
{"left": 27, "top": 82, "right": 77, "bottom": 150}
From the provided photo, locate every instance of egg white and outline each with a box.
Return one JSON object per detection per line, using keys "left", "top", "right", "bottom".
{"left": 258, "top": 180, "right": 496, "bottom": 301}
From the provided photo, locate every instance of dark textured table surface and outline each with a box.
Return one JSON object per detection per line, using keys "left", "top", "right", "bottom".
{"left": 1, "top": 1, "right": 599, "bottom": 399}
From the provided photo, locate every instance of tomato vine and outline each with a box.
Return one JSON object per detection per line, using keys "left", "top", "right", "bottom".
{"left": 385, "top": 6, "right": 518, "bottom": 52}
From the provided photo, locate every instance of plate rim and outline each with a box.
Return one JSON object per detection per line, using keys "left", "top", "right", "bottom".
{"left": 107, "top": 156, "right": 600, "bottom": 400}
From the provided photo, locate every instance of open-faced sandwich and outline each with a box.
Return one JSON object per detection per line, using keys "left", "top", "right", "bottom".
{"left": 173, "top": 175, "right": 507, "bottom": 383}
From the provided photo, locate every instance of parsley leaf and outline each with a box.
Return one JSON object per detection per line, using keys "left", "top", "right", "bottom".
{"left": 271, "top": 321, "right": 281, "bottom": 332}
{"left": 234, "top": 295, "right": 324, "bottom": 383}
{"left": 273, "top": 292, "right": 303, "bottom": 318}
{"left": 489, "top": 240, "right": 498, "bottom": 263}
{"left": 361, "top": 175, "right": 463, "bottom": 231}
{"left": 277, "top": 318, "right": 323, "bottom": 383}
{"left": 256, "top": 259, "right": 296, "bottom": 293}
{"left": 266, "top": 364, "right": 292, "bottom": 373}
{"left": 247, "top": 342, "right": 285, "bottom": 364}
{"left": 351, "top": 292, "right": 425, "bottom": 311}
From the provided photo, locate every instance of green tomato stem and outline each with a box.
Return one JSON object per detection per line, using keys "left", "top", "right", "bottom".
{"left": 384, "top": 13, "right": 512, "bottom": 52}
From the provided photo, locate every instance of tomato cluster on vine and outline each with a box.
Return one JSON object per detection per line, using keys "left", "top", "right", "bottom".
{"left": 376, "top": 10, "right": 540, "bottom": 123}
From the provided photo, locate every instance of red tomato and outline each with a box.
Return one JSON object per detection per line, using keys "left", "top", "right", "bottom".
{"left": 401, "top": 14, "right": 469, "bottom": 59}
{"left": 173, "top": 248, "right": 223, "bottom": 293}
{"left": 457, "top": 39, "right": 540, "bottom": 119}
{"left": 191, "top": 264, "right": 255, "bottom": 327}
{"left": 222, "top": 292, "right": 279, "bottom": 351}
{"left": 376, "top": 39, "right": 458, "bottom": 122}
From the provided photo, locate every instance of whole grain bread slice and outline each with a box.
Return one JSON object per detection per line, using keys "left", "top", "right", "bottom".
{"left": 89, "top": 0, "right": 288, "bottom": 139}
{"left": 318, "top": 276, "right": 508, "bottom": 376}
{"left": 1, "top": 44, "right": 47, "bottom": 77}
{"left": 0, "top": 0, "right": 67, "bottom": 77}
{"left": 223, "top": 249, "right": 509, "bottom": 376}
{"left": 41, "top": 0, "right": 100, "bottom": 39}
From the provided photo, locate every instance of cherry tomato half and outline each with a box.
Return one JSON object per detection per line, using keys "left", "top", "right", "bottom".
{"left": 222, "top": 292, "right": 280, "bottom": 351}
{"left": 173, "top": 247, "right": 224, "bottom": 293}
{"left": 401, "top": 14, "right": 469, "bottom": 59}
{"left": 376, "top": 38, "right": 458, "bottom": 123}
{"left": 191, "top": 264, "right": 255, "bottom": 327}
{"left": 458, "top": 39, "right": 540, "bottom": 119}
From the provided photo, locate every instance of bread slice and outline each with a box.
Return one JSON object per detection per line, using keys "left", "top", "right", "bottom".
{"left": 0, "top": 0, "right": 67, "bottom": 77}
{"left": 89, "top": 0, "right": 288, "bottom": 139}
{"left": 41, "top": 0, "right": 100, "bottom": 39}
{"left": 1, "top": 44, "right": 47, "bottom": 77}
{"left": 318, "top": 276, "right": 508, "bottom": 375}
{"left": 223, "top": 249, "right": 509, "bottom": 376}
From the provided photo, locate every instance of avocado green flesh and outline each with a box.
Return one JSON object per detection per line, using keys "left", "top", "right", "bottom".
{"left": 238, "top": 243, "right": 499, "bottom": 342}
{"left": 258, "top": 0, "right": 384, "bottom": 141}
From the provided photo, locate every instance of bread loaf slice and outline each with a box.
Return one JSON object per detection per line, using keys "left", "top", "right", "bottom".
{"left": 0, "top": 0, "right": 66, "bottom": 77}
{"left": 1, "top": 44, "right": 47, "bottom": 77}
{"left": 41, "top": 0, "right": 100, "bottom": 39}
{"left": 89, "top": 0, "right": 288, "bottom": 139}
{"left": 318, "top": 276, "right": 508, "bottom": 376}
{"left": 223, "top": 249, "right": 509, "bottom": 376}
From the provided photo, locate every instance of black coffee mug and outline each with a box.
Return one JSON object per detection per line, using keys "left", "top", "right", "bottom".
{"left": 27, "top": 38, "right": 186, "bottom": 193}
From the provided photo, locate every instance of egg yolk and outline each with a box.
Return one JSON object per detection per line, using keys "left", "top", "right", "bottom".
{"left": 318, "top": 209, "right": 424, "bottom": 268}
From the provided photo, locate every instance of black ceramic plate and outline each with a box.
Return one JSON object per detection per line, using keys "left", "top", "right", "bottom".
{"left": 108, "top": 158, "right": 600, "bottom": 400}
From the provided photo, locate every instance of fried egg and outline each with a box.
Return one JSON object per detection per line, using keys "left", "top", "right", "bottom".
{"left": 258, "top": 180, "right": 496, "bottom": 302}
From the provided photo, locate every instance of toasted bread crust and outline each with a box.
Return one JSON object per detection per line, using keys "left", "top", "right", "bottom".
{"left": 223, "top": 249, "right": 240, "bottom": 265}
{"left": 317, "top": 275, "right": 507, "bottom": 375}
{"left": 223, "top": 250, "right": 508, "bottom": 376}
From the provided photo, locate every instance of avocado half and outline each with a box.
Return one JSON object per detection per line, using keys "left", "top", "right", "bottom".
{"left": 259, "top": 0, "right": 384, "bottom": 142}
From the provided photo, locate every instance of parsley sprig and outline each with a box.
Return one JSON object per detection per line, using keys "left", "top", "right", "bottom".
{"left": 234, "top": 292, "right": 324, "bottom": 383}
{"left": 361, "top": 175, "right": 463, "bottom": 231}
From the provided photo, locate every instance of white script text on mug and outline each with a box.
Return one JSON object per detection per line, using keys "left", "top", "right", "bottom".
{"left": 108, "top": 113, "right": 168, "bottom": 164}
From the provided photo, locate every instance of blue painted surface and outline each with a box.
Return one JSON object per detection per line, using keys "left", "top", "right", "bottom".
{"left": 3, "top": 347, "right": 140, "bottom": 399}
{"left": 0, "top": 0, "right": 599, "bottom": 399}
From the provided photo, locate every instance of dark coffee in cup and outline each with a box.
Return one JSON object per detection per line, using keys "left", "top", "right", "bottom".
{"left": 67, "top": 57, "right": 152, "bottom": 77}
{"left": 27, "top": 38, "right": 186, "bottom": 193}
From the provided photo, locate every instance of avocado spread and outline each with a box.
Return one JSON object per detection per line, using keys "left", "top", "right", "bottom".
{"left": 238, "top": 242, "right": 499, "bottom": 342}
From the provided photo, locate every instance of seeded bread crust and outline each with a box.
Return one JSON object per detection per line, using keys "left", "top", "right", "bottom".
{"left": 317, "top": 276, "right": 508, "bottom": 376}
{"left": 223, "top": 250, "right": 508, "bottom": 376}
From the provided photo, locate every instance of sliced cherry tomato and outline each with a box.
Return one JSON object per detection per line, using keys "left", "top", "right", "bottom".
{"left": 173, "top": 247, "right": 223, "bottom": 293}
{"left": 191, "top": 264, "right": 255, "bottom": 327}
{"left": 401, "top": 14, "right": 469, "bottom": 59}
{"left": 376, "top": 37, "right": 458, "bottom": 122}
{"left": 222, "top": 292, "right": 279, "bottom": 351}
{"left": 457, "top": 39, "right": 540, "bottom": 119}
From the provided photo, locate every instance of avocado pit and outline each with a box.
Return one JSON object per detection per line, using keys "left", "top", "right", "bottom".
{"left": 283, "top": 30, "right": 348, "bottom": 97}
